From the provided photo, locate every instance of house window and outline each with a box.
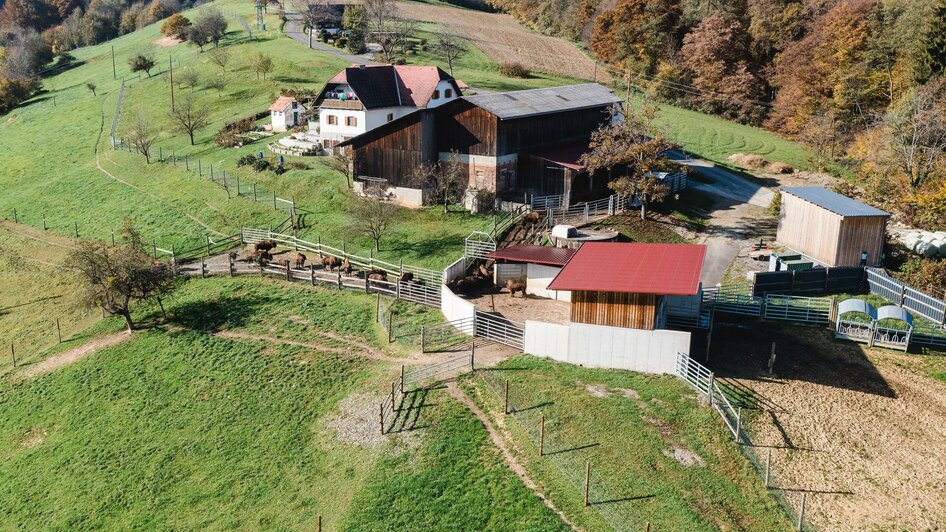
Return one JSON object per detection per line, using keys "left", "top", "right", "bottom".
{"left": 387, "top": 113, "right": 394, "bottom": 122}
{"left": 345, "top": 116, "right": 358, "bottom": 127}
{"left": 432, "top": 90, "right": 440, "bottom": 99}
{"left": 291, "top": 101, "right": 298, "bottom": 109}
{"left": 445, "top": 89, "right": 453, "bottom": 98}
{"left": 326, "top": 115, "right": 337, "bottom": 125}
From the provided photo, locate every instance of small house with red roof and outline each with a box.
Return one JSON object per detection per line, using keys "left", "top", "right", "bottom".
{"left": 548, "top": 242, "right": 707, "bottom": 330}
{"left": 314, "top": 64, "right": 462, "bottom": 150}
{"left": 484, "top": 244, "right": 577, "bottom": 301}
{"left": 269, "top": 96, "right": 306, "bottom": 132}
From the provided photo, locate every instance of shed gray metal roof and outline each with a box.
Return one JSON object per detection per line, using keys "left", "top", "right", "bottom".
{"left": 463, "top": 83, "right": 621, "bottom": 120}
{"left": 782, "top": 187, "right": 890, "bottom": 218}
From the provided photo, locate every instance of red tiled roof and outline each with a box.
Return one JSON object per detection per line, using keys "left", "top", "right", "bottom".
{"left": 485, "top": 245, "right": 577, "bottom": 266}
{"left": 269, "top": 96, "right": 296, "bottom": 112}
{"left": 325, "top": 65, "right": 457, "bottom": 109}
{"left": 548, "top": 242, "right": 706, "bottom": 295}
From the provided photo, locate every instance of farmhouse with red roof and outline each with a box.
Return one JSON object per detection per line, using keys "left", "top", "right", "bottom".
{"left": 548, "top": 242, "right": 707, "bottom": 329}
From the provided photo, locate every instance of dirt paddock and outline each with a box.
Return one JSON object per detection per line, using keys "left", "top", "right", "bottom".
{"left": 459, "top": 284, "right": 570, "bottom": 325}
{"left": 708, "top": 321, "right": 946, "bottom": 531}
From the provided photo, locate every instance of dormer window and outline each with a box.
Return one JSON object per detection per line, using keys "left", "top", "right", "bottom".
{"left": 445, "top": 89, "right": 453, "bottom": 98}
{"left": 432, "top": 90, "right": 440, "bottom": 100}
{"left": 291, "top": 101, "right": 298, "bottom": 109}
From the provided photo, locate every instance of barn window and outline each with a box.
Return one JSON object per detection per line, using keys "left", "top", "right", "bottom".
{"left": 387, "top": 113, "right": 394, "bottom": 122}
{"left": 326, "top": 115, "right": 337, "bottom": 125}
{"left": 345, "top": 116, "right": 358, "bottom": 127}
{"left": 445, "top": 89, "right": 453, "bottom": 98}
{"left": 432, "top": 90, "right": 440, "bottom": 99}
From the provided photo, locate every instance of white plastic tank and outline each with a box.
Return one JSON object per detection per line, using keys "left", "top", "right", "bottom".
{"left": 551, "top": 225, "right": 578, "bottom": 240}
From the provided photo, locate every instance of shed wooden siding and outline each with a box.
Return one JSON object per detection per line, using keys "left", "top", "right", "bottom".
{"left": 437, "top": 100, "right": 499, "bottom": 156}
{"left": 776, "top": 192, "right": 886, "bottom": 266}
{"left": 496, "top": 108, "right": 612, "bottom": 156}
{"left": 350, "top": 111, "right": 436, "bottom": 186}
{"left": 570, "top": 291, "right": 658, "bottom": 329}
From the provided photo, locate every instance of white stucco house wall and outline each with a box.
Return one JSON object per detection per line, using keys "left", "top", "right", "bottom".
{"left": 315, "top": 65, "right": 462, "bottom": 151}
{"left": 270, "top": 96, "right": 306, "bottom": 132}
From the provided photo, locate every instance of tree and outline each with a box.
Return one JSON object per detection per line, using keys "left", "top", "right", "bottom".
{"left": 169, "top": 92, "right": 210, "bottom": 145}
{"left": 250, "top": 52, "right": 274, "bottom": 79}
{"left": 207, "top": 47, "right": 231, "bottom": 72}
{"left": 205, "top": 75, "right": 226, "bottom": 96}
{"left": 128, "top": 52, "right": 155, "bottom": 77}
{"left": 343, "top": 5, "right": 367, "bottom": 54}
{"left": 581, "top": 119, "right": 675, "bottom": 220}
{"left": 293, "top": 0, "right": 335, "bottom": 48}
{"left": 326, "top": 151, "right": 354, "bottom": 188}
{"left": 176, "top": 68, "right": 198, "bottom": 89}
{"left": 193, "top": 7, "right": 228, "bottom": 48}
{"left": 64, "top": 219, "right": 175, "bottom": 332}
{"left": 86, "top": 82, "right": 96, "bottom": 95}
{"left": 883, "top": 77, "right": 946, "bottom": 191}
{"left": 432, "top": 31, "right": 466, "bottom": 77}
{"left": 362, "top": 0, "right": 416, "bottom": 64}
{"left": 927, "top": 1, "right": 946, "bottom": 79}
{"left": 126, "top": 111, "right": 157, "bottom": 162}
{"left": 147, "top": 0, "right": 174, "bottom": 22}
{"left": 350, "top": 197, "right": 398, "bottom": 251}
{"left": 161, "top": 13, "right": 191, "bottom": 39}
{"left": 409, "top": 156, "right": 465, "bottom": 213}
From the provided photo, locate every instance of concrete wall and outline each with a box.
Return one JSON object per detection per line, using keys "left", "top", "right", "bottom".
{"left": 441, "top": 285, "right": 476, "bottom": 324}
{"left": 524, "top": 321, "right": 690, "bottom": 375}
{"left": 496, "top": 263, "right": 525, "bottom": 287}
{"left": 443, "top": 257, "right": 467, "bottom": 283}
{"left": 526, "top": 263, "right": 570, "bottom": 302}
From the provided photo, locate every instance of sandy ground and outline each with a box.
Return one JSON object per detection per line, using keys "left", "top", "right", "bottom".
{"left": 460, "top": 285, "right": 570, "bottom": 325}
{"left": 708, "top": 323, "right": 946, "bottom": 531}
{"left": 153, "top": 36, "right": 181, "bottom": 47}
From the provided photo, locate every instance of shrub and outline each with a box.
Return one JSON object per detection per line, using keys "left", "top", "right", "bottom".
{"left": 766, "top": 190, "right": 781, "bottom": 217}
{"left": 161, "top": 13, "right": 191, "bottom": 39}
{"left": 236, "top": 154, "right": 257, "bottom": 167}
{"left": 214, "top": 116, "right": 259, "bottom": 147}
{"left": 499, "top": 62, "right": 529, "bottom": 78}
{"left": 897, "top": 256, "right": 946, "bottom": 294}
{"left": 273, "top": 164, "right": 286, "bottom": 175}
{"left": 252, "top": 158, "right": 272, "bottom": 172}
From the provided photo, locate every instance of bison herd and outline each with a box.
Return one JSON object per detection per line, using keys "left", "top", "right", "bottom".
{"left": 227, "top": 240, "right": 427, "bottom": 289}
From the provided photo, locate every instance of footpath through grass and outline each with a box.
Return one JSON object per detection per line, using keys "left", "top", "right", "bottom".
{"left": 466, "top": 356, "right": 791, "bottom": 531}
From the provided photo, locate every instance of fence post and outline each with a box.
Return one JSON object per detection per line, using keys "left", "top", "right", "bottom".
{"left": 206, "top": 236, "right": 211, "bottom": 257}
{"left": 253, "top": 184, "right": 257, "bottom": 201}
{"left": 42, "top": 213, "right": 47, "bottom": 230}
{"left": 379, "top": 402, "right": 384, "bottom": 435}
{"left": 337, "top": 269, "right": 342, "bottom": 290}
{"left": 583, "top": 461, "right": 590, "bottom": 507}
{"left": 229, "top": 255, "right": 235, "bottom": 277}
{"left": 56, "top": 318, "right": 62, "bottom": 343}
{"left": 201, "top": 258, "right": 206, "bottom": 278}
{"left": 768, "top": 342, "right": 776, "bottom": 375}
{"left": 273, "top": 191, "right": 277, "bottom": 210}
{"left": 735, "top": 407, "right": 742, "bottom": 442}
{"left": 12, "top": 208, "right": 16, "bottom": 224}
{"left": 10, "top": 344, "right": 15, "bottom": 368}
{"left": 420, "top": 326, "right": 426, "bottom": 353}
{"left": 388, "top": 310, "right": 394, "bottom": 343}
{"left": 317, "top": 515, "right": 321, "bottom": 532}
{"left": 159, "top": 147, "right": 163, "bottom": 161}
{"left": 504, "top": 379, "right": 509, "bottom": 414}
{"left": 400, "top": 365, "right": 405, "bottom": 394}
{"left": 172, "top": 151, "right": 176, "bottom": 166}
{"left": 470, "top": 339, "right": 475, "bottom": 370}
{"left": 236, "top": 174, "right": 240, "bottom": 196}
{"left": 74, "top": 222, "right": 79, "bottom": 238}
{"left": 309, "top": 264, "right": 315, "bottom": 286}
{"left": 540, "top": 413, "right": 545, "bottom": 456}
{"left": 185, "top": 154, "right": 189, "bottom": 170}
{"left": 376, "top": 292, "right": 381, "bottom": 322}
{"left": 797, "top": 493, "right": 807, "bottom": 531}
{"left": 708, "top": 372, "right": 715, "bottom": 408}
{"left": 765, "top": 448, "right": 771, "bottom": 488}
{"left": 198, "top": 159, "right": 202, "bottom": 176}
{"left": 211, "top": 164, "right": 214, "bottom": 181}
{"left": 153, "top": 239, "right": 158, "bottom": 259}
{"left": 285, "top": 261, "right": 290, "bottom": 281}
{"left": 390, "top": 381, "right": 396, "bottom": 412}
{"left": 111, "top": 230, "right": 116, "bottom": 246}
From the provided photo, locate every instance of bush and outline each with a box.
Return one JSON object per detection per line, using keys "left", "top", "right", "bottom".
{"left": 252, "top": 158, "right": 272, "bottom": 172}
{"left": 214, "top": 116, "right": 259, "bottom": 147}
{"left": 897, "top": 256, "right": 946, "bottom": 294}
{"left": 273, "top": 164, "right": 286, "bottom": 175}
{"left": 499, "top": 62, "right": 529, "bottom": 78}
{"left": 766, "top": 190, "right": 781, "bottom": 217}
{"left": 236, "top": 154, "right": 257, "bottom": 167}
{"left": 336, "top": 37, "right": 348, "bottom": 48}
{"left": 473, "top": 189, "right": 496, "bottom": 213}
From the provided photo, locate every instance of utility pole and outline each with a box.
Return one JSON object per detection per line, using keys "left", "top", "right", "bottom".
{"left": 169, "top": 53, "right": 175, "bottom": 112}
{"left": 111, "top": 46, "right": 117, "bottom": 79}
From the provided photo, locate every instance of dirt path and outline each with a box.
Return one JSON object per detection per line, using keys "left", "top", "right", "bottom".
{"left": 446, "top": 381, "right": 580, "bottom": 531}
{"left": 16, "top": 331, "right": 131, "bottom": 379}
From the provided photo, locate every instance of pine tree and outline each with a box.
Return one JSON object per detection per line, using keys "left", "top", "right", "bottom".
{"left": 928, "top": 1, "right": 946, "bottom": 78}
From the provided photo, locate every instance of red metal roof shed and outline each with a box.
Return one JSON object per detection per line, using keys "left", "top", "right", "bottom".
{"left": 548, "top": 242, "right": 706, "bottom": 296}
{"left": 484, "top": 245, "right": 577, "bottom": 267}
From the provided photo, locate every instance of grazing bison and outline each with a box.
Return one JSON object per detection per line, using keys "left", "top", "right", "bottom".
{"left": 294, "top": 253, "right": 307, "bottom": 268}
{"left": 505, "top": 278, "right": 526, "bottom": 298}
{"left": 341, "top": 258, "right": 352, "bottom": 275}
{"left": 253, "top": 250, "right": 273, "bottom": 266}
{"left": 367, "top": 269, "right": 388, "bottom": 287}
{"left": 399, "top": 272, "right": 414, "bottom": 283}
{"left": 322, "top": 255, "right": 341, "bottom": 271}
{"left": 254, "top": 240, "right": 277, "bottom": 252}
{"left": 228, "top": 251, "right": 238, "bottom": 262}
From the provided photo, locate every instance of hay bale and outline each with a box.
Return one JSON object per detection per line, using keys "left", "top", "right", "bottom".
{"left": 728, "top": 153, "right": 767, "bottom": 169}
{"left": 765, "top": 161, "right": 794, "bottom": 174}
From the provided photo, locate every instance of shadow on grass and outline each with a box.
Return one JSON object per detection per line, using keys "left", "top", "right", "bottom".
{"left": 166, "top": 294, "right": 277, "bottom": 331}
{"left": 591, "top": 494, "right": 656, "bottom": 506}
{"left": 543, "top": 442, "right": 600, "bottom": 456}
{"left": 0, "top": 295, "right": 62, "bottom": 314}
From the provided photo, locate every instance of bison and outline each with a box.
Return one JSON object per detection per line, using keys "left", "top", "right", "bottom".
{"left": 367, "top": 271, "right": 388, "bottom": 287}
{"left": 341, "top": 258, "right": 352, "bottom": 275}
{"left": 505, "top": 278, "right": 526, "bottom": 298}
{"left": 478, "top": 263, "right": 492, "bottom": 279}
{"left": 254, "top": 240, "right": 277, "bottom": 252}
{"left": 228, "top": 251, "right": 238, "bottom": 262}
{"left": 322, "top": 255, "right": 341, "bottom": 271}
{"left": 522, "top": 211, "right": 541, "bottom": 225}
{"left": 294, "top": 253, "right": 307, "bottom": 268}
{"left": 399, "top": 272, "right": 414, "bottom": 283}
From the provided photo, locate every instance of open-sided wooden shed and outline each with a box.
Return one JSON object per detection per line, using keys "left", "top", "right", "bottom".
{"left": 547, "top": 243, "right": 706, "bottom": 330}
{"left": 777, "top": 187, "right": 889, "bottom": 267}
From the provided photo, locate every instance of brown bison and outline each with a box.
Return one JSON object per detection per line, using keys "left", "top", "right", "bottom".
{"left": 341, "top": 258, "right": 352, "bottom": 275}
{"left": 228, "top": 251, "right": 238, "bottom": 262}
{"left": 399, "top": 272, "right": 414, "bottom": 283}
{"left": 294, "top": 253, "right": 307, "bottom": 268}
{"left": 478, "top": 263, "right": 492, "bottom": 278}
{"left": 505, "top": 278, "right": 526, "bottom": 298}
{"left": 522, "top": 211, "right": 541, "bottom": 225}
{"left": 254, "top": 250, "right": 273, "bottom": 266}
{"left": 254, "top": 240, "right": 277, "bottom": 252}
{"left": 368, "top": 269, "right": 388, "bottom": 287}
{"left": 322, "top": 255, "right": 341, "bottom": 271}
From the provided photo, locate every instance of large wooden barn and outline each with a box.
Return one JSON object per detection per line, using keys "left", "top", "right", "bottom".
{"left": 777, "top": 187, "right": 889, "bottom": 267}
{"left": 547, "top": 242, "right": 707, "bottom": 330}
{"left": 338, "top": 83, "right": 622, "bottom": 203}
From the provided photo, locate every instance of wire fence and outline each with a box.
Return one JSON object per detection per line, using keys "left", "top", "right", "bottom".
{"left": 3, "top": 309, "right": 109, "bottom": 375}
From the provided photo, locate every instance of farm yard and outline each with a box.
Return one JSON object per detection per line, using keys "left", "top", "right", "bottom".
{"left": 708, "top": 321, "right": 946, "bottom": 531}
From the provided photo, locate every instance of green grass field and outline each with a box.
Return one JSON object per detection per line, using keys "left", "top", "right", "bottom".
{"left": 0, "top": 276, "right": 564, "bottom": 529}
{"left": 466, "top": 357, "right": 791, "bottom": 531}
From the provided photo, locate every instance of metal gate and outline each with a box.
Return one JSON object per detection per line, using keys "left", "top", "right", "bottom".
{"left": 474, "top": 310, "right": 524, "bottom": 350}
{"left": 708, "top": 287, "right": 764, "bottom": 317}
{"left": 464, "top": 231, "right": 496, "bottom": 267}
{"left": 763, "top": 294, "right": 832, "bottom": 324}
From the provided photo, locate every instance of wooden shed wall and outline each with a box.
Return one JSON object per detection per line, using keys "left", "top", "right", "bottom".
{"left": 436, "top": 101, "right": 499, "bottom": 156}
{"left": 837, "top": 216, "right": 886, "bottom": 266}
{"left": 570, "top": 291, "right": 658, "bottom": 329}
{"left": 776, "top": 192, "right": 842, "bottom": 265}
{"left": 776, "top": 191, "right": 887, "bottom": 266}
{"left": 351, "top": 111, "right": 437, "bottom": 186}
{"left": 496, "top": 107, "right": 612, "bottom": 156}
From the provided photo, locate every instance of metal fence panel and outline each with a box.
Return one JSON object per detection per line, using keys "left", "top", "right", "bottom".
{"left": 474, "top": 311, "right": 524, "bottom": 350}
{"left": 763, "top": 295, "right": 832, "bottom": 324}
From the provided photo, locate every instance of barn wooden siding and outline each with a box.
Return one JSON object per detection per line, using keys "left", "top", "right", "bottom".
{"left": 350, "top": 111, "right": 437, "bottom": 187}
{"left": 776, "top": 192, "right": 886, "bottom": 267}
{"left": 437, "top": 100, "right": 500, "bottom": 156}
{"left": 570, "top": 290, "right": 658, "bottom": 329}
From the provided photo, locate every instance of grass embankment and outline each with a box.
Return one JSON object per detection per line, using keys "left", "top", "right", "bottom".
{"left": 0, "top": 276, "right": 565, "bottom": 529}
{"left": 466, "top": 356, "right": 791, "bottom": 531}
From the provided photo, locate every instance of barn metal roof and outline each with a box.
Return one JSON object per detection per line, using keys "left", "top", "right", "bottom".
{"left": 463, "top": 83, "right": 621, "bottom": 120}
{"left": 547, "top": 242, "right": 707, "bottom": 295}
{"left": 484, "top": 245, "right": 577, "bottom": 266}
{"left": 782, "top": 187, "right": 890, "bottom": 218}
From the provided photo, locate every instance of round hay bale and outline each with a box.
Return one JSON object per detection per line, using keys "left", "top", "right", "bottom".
{"left": 727, "top": 153, "right": 767, "bottom": 169}
{"left": 916, "top": 241, "right": 938, "bottom": 257}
